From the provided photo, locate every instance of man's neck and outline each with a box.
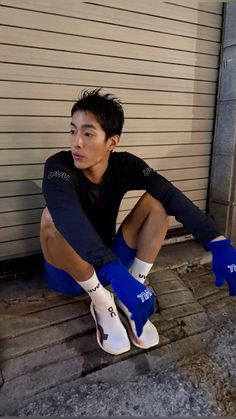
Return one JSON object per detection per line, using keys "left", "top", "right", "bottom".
{"left": 83, "top": 161, "right": 109, "bottom": 184}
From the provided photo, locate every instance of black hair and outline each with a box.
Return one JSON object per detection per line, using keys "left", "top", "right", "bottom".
{"left": 71, "top": 88, "right": 124, "bottom": 140}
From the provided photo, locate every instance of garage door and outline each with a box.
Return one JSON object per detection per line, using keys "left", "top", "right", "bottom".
{"left": 0, "top": 0, "right": 223, "bottom": 260}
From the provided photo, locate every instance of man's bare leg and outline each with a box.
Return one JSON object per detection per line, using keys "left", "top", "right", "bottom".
{"left": 116, "top": 193, "right": 168, "bottom": 347}
{"left": 40, "top": 207, "right": 93, "bottom": 281}
{"left": 40, "top": 207, "right": 130, "bottom": 355}
{"left": 122, "top": 192, "right": 169, "bottom": 264}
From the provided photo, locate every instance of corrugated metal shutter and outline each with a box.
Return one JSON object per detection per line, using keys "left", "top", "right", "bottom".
{"left": 0, "top": 0, "right": 223, "bottom": 260}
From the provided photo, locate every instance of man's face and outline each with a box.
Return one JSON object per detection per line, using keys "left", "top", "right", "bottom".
{"left": 70, "top": 110, "right": 117, "bottom": 172}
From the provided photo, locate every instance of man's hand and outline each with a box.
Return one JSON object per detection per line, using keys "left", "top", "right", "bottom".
{"left": 206, "top": 239, "right": 236, "bottom": 296}
{"left": 97, "top": 260, "right": 156, "bottom": 336}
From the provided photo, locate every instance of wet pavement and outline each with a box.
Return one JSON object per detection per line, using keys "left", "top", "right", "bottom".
{"left": 0, "top": 242, "right": 236, "bottom": 416}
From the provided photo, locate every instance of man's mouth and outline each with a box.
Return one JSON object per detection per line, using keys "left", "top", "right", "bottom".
{"left": 72, "top": 153, "right": 85, "bottom": 160}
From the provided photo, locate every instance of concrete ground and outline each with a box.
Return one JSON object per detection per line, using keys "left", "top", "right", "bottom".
{"left": 0, "top": 241, "right": 236, "bottom": 416}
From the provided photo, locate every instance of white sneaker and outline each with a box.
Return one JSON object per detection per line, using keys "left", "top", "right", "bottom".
{"left": 90, "top": 295, "right": 131, "bottom": 355}
{"left": 116, "top": 298, "right": 159, "bottom": 349}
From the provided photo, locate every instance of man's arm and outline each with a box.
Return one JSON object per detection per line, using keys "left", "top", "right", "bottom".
{"left": 130, "top": 156, "right": 236, "bottom": 296}
{"left": 123, "top": 152, "right": 221, "bottom": 245}
{"left": 143, "top": 170, "right": 221, "bottom": 245}
{"left": 42, "top": 152, "right": 116, "bottom": 269}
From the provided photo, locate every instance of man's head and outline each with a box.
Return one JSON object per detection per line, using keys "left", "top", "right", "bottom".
{"left": 70, "top": 89, "right": 124, "bottom": 180}
{"left": 71, "top": 88, "right": 124, "bottom": 140}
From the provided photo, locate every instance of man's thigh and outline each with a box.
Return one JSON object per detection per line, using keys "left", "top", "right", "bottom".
{"left": 121, "top": 192, "right": 157, "bottom": 248}
{"left": 111, "top": 225, "right": 136, "bottom": 269}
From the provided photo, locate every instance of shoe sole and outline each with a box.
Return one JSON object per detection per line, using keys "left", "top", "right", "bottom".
{"left": 117, "top": 304, "right": 159, "bottom": 349}
{"left": 90, "top": 303, "right": 131, "bottom": 355}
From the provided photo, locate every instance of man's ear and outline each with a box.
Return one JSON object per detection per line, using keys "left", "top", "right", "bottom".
{"left": 108, "top": 135, "right": 120, "bottom": 151}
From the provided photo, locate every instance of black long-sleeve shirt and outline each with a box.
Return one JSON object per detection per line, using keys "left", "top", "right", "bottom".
{"left": 42, "top": 150, "right": 220, "bottom": 269}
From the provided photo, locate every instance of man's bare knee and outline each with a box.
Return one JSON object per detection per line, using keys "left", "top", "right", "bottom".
{"left": 40, "top": 208, "right": 62, "bottom": 244}
{"left": 40, "top": 207, "right": 93, "bottom": 280}
{"left": 142, "top": 193, "right": 169, "bottom": 222}
{"left": 41, "top": 207, "right": 55, "bottom": 231}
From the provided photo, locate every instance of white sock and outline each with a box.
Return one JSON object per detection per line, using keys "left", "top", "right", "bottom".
{"left": 76, "top": 270, "right": 111, "bottom": 308}
{"left": 129, "top": 257, "right": 153, "bottom": 283}
{"left": 77, "top": 271, "right": 130, "bottom": 354}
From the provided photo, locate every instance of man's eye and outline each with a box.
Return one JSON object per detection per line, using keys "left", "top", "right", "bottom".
{"left": 69, "top": 130, "right": 75, "bottom": 135}
{"left": 85, "top": 132, "right": 93, "bottom": 137}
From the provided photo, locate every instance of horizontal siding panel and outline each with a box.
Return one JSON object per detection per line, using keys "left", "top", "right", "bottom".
{"left": 0, "top": 223, "right": 40, "bottom": 242}
{"left": 147, "top": 155, "right": 210, "bottom": 170}
{"left": 0, "top": 2, "right": 222, "bottom": 46}
{"left": 118, "top": 144, "right": 211, "bottom": 158}
{"left": 0, "top": 0, "right": 222, "bottom": 29}
{"left": 170, "top": 1, "right": 223, "bottom": 15}
{"left": 0, "top": 117, "right": 214, "bottom": 133}
{"left": 0, "top": 195, "right": 45, "bottom": 213}
{"left": 0, "top": 26, "right": 220, "bottom": 60}
{"left": 0, "top": 100, "right": 215, "bottom": 119}
{"left": 0, "top": 80, "right": 218, "bottom": 109}
{"left": 1, "top": 26, "right": 219, "bottom": 69}
{"left": 0, "top": 165, "right": 44, "bottom": 181}
{"left": 86, "top": 1, "right": 222, "bottom": 27}
{"left": 124, "top": 119, "right": 214, "bottom": 132}
{"left": 121, "top": 132, "right": 213, "bottom": 146}
{"left": 0, "top": 45, "right": 219, "bottom": 81}
{"left": 0, "top": 132, "right": 213, "bottom": 150}
{"left": 0, "top": 144, "right": 211, "bottom": 166}
{"left": 0, "top": 237, "right": 40, "bottom": 260}
{"left": 0, "top": 66, "right": 217, "bottom": 94}
{"left": 0, "top": 149, "right": 59, "bottom": 166}
{"left": 118, "top": 105, "right": 214, "bottom": 119}
{"left": 0, "top": 180, "right": 42, "bottom": 198}
{"left": 0, "top": 134, "right": 68, "bottom": 150}
{"left": 0, "top": 209, "right": 42, "bottom": 228}
{"left": 174, "top": 177, "right": 208, "bottom": 190}
{"left": 158, "top": 167, "right": 209, "bottom": 184}
{"left": 0, "top": 100, "right": 71, "bottom": 117}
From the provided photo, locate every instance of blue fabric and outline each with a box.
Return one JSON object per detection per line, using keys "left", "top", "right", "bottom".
{"left": 44, "top": 260, "right": 111, "bottom": 296}
{"left": 111, "top": 226, "right": 136, "bottom": 269}
{"left": 44, "top": 226, "right": 135, "bottom": 297}
{"left": 206, "top": 239, "right": 236, "bottom": 296}
{"left": 44, "top": 260, "right": 86, "bottom": 296}
{"left": 97, "top": 259, "right": 155, "bottom": 337}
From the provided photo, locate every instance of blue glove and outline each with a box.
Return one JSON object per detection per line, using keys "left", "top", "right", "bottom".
{"left": 206, "top": 239, "right": 236, "bottom": 296}
{"left": 97, "top": 260, "right": 156, "bottom": 336}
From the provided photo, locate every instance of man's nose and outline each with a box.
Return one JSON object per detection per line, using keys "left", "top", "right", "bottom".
{"left": 74, "top": 132, "right": 83, "bottom": 147}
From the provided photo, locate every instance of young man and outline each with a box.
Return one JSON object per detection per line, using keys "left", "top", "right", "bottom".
{"left": 40, "top": 89, "right": 236, "bottom": 355}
